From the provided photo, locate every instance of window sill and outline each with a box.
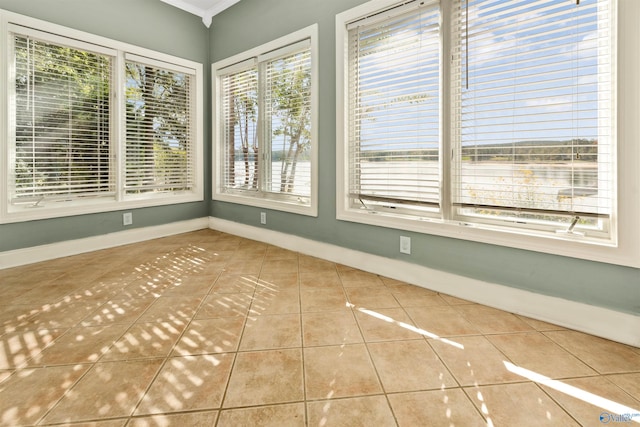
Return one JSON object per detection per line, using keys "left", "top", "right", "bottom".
{"left": 213, "top": 191, "right": 317, "bottom": 217}
{"left": 337, "top": 206, "right": 639, "bottom": 268}
{"left": 1, "top": 192, "right": 204, "bottom": 224}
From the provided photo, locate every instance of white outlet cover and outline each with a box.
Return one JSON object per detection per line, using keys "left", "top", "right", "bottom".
{"left": 400, "top": 236, "right": 411, "bottom": 254}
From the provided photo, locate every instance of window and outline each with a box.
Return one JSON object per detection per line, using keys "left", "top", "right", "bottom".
{"left": 451, "top": 0, "right": 612, "bottom": 238}
{"left": 219, "top": 62, "right": 259, "bottom": 193}
{"left": 347, "top": 1, "right": 441, "bottom": 215}
{"left": 337, "top": 0, "right": 640, "bottom": 267}
{"left": 212, "top": 25, "right": 318, "bottom": 216}
{"left": 125, "top": 56, "right": 197, "bottom": 195}
{"left": 1, "top": 11, "right": 203, "bottom": 223}
{"left": 11, "top": 31, "right": 115, "bottom": 205}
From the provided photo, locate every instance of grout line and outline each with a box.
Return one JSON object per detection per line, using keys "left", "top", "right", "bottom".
{"left": 529, "top": 381, "right": 584, "bottom": 426}
{"left": 122, "top": 240, "right": 235, "bottom": 419}
{"left": 341, "top": 275, "right": 399, "bottom": 423}
{"left": 214, "top": 242, "right": 266, "bottom": 425}
{"left": 34, "top": 360, "right": 100, "bottom": 425}
{"left": 295, "top": 253, "right": 310, "bottom": 426}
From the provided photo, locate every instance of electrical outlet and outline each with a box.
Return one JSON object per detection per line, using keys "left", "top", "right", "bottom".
{"left": 400, "top": 236, "right": 411, "bottom": 254}
{"left": 123, "top": 212, "right": 133, "bottom": 226}
{"left": 260, "top": 212, "right": 267, "bottom": 225}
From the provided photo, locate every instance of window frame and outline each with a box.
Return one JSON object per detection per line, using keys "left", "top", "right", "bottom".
{"left": 450, "top": 0, "right": 614, "bottom": 241}
{"left": 123, "top": 53, "right": 200, "bottom": 198}
{"left": 9, "top": 27, "right": 117, "bottom": 206}
{"left": 211, "top": 25, "right": 319, "bottom": 217}
{"left": 336, "top": 0, "right": 640, "bottom": 268}
{"left": 0, "top": 10, "right": 204, "bottom": 224}
{"left": 346, "top": 1, "right": 443, "bottom": 216}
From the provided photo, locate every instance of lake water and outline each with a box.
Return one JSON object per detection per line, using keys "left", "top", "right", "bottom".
{"left": 230, "top": 161, "right": 311, "bottom": 197}
{"left": 357, "top": 161, "right": 604, "bottom": 213}
{"left": 231, "top": 160, "right": 605, "bottom": 214}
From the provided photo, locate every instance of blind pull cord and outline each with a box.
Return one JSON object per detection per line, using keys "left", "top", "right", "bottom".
{"left": 465, "top": 0, "right": 469, "bottom": 90}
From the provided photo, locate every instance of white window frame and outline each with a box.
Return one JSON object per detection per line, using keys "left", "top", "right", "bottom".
{"left": 0, "top": 10, "right": 204, "bottom": 224}
{"left": 336, "top": 0, "right": 640, "bottom": 268}
{"left": 212, "top": 25, "right": 318, "bottom": 217}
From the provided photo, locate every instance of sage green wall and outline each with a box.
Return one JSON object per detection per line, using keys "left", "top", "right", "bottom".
{"left": 209, "top": 0, "right": 640, "bottom": 315}
{"left": 0, "top": 0, "right": 210, "bottom": 252}
{"left": 0, "top": 0, "right": 636, "bottom": 316}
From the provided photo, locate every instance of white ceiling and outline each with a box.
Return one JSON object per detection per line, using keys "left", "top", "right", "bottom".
{"left": 159, "top": 0, "right": 242, "bottom": 27}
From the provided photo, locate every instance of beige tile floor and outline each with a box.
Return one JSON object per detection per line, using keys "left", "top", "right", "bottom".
{"left": 0, "top": 229, "right": 639, "bottom": 426}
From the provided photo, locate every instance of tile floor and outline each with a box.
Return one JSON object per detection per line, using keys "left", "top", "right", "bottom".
{"left": 0, "top": 229, "right": 639, "bottom": 426}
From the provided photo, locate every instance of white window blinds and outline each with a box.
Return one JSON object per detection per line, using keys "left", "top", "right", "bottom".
{"left": 11, "top": 33, "right": 113, "bottom": 204}
{"left": 217, "top": 41, "right": 312, "bottom": 199}
{"left": 347, "top": 1, "right": 441, "bottom": 210}
{"left": 125, "top": 57, "right": 196, "bottom": 194}
{"left": 452, "top": 0, "right": 612, "bottom": 224}
{"left": 219, "top": 62, "right": 259, "bottom": 191}
{"left": 264, "top": 45, "right": 312, "bottom": 198}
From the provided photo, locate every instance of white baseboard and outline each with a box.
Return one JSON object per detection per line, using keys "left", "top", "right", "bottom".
{"left": 209, "top": 217, "right": 640, "bottom": 348}
{"left": 0, "top": 217, "right": 209, "bottom": 269}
